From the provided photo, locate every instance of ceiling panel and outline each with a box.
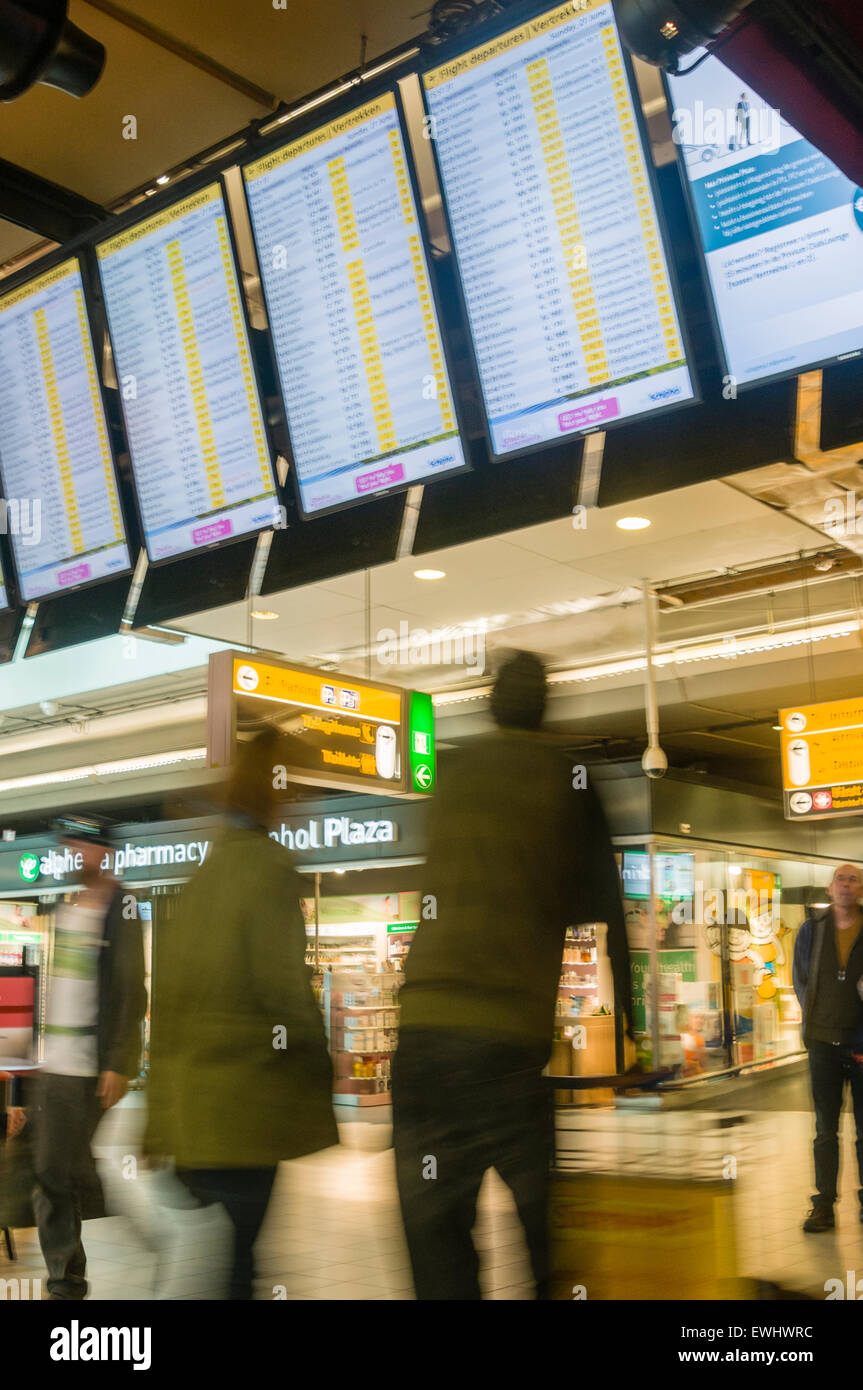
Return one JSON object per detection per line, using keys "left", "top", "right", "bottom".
{"left": 577, "top": 514, "right": 824, "bottom": 587}
{"left": 505, "top": 481, "right": 817, "bottom": 567}
{"left": 0, "top": 3, "right": 261, "bottom": 212}
{"left": 106, "top": 0, "right": 418, "bottom": 102}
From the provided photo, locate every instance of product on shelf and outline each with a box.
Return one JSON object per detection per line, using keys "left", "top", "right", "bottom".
{"left": 322, "top": 966, "right": 402, "bottom": 1107}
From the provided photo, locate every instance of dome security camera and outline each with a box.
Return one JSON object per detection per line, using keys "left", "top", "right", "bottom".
{"left": 642, "top": 744, "right": 668, "bottom": 780}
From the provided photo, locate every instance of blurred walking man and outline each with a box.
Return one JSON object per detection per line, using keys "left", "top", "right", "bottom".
{"left": 393, "top": 651, "right": 632, "bottom": 1299}
{"left": 32, "top": 816, "right": 146, "bottom": 1299}
{"left": 794, "top": 863, "right": 863, "bottom": 1232}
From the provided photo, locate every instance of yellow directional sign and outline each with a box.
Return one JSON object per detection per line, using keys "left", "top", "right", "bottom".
{"left": 780, "top": 697, "right": 863, "bottom": 820}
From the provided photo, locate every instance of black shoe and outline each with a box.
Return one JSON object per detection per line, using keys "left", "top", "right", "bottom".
{"left": 803, "top": 1203, "right": 835, "bottom": 1232}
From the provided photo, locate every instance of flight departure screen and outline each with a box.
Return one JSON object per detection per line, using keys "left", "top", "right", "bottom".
{"left": 0, "top": 259, "right": 131, "bottom": 601}
{"left": 666, "top": 53, "right": 863, "bottom": 387}
{"left": 423, "top": 0, "right": 694, "bottom": 457}
{"left": 243, "top": 92, "right": 467, "bottom": 516}
{"left": 96, "top": 183, "right": 280, "bottom": 562}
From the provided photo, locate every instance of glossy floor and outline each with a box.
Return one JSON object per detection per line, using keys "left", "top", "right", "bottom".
{"left": 1, "top": 1088, "right": 861, "bottom": 1300}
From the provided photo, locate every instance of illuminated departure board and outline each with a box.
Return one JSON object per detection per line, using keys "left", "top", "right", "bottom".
{"left": 96, "top": 183, "right": 280, "bottom": 562}
{"left": 423, "top": 0, "right": 695, "bottom": 456}
{"left": 0, "top": 259, "right": 131, "bottom": 601}
{"left": 243, "top": 92, "right": 467, "bottom": 516}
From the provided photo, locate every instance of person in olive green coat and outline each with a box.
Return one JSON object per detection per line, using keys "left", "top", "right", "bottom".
{"left": 143, "top": 729, "right": 337, "bottom": 1298}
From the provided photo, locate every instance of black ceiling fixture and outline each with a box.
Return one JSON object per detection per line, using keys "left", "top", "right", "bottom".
{"left": 0, "top": 0, "right": 105, "bottom": 102}
{"left": 614, "top": 0, "right": 863, "bottom": 184}
{"left": 613, "top": 0, "right": 757, "bottom": 69}
{"left": 426, "top": 0, "right": 482, "bottom": 44}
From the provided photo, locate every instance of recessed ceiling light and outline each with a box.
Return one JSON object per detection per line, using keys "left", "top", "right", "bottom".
{"left": 156, "top": 175, "right": 170, "bottom": 185}
{"left": 251, "top": 609, "right": 279, "bottom": 620}
{"left": 616, "top": 516, "right": 651, "bottom": 531}
{"left": 772, "top": 724, "right": 782, "bottom": 731}
{"left": 414, "top": 568, "right": 445, "bottom": 580}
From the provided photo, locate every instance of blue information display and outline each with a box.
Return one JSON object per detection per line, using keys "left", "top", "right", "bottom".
{"left": 423, "top": 0, "right": 694, "bottom": 457}
{"left": 243, "top": 92, "right": 467, "bottom": 516}
{"left": 621, "top": 851, "right": 695, "bottom": 900}
{"left": 667, "top": 52, "right": 863, "bottom": 386}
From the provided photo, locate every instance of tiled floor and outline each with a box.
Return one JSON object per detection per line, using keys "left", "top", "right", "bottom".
{"left": 2, "top": 1089, "right": 862, "bottom": 1299}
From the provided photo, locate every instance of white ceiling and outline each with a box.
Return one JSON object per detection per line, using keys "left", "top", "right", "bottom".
{"left": 169, "top": 478, "right": 826, "bottom": 676}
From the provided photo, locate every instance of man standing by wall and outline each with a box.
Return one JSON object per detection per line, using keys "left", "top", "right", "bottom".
{"left": 31, "top": 815, "right": 146, "bottom": 1299}
{"left": 392, "top": 651, "right": 632, "bottom": 1299}
{"left": 794, "top": 863, "right": 863, "bottom": 1232}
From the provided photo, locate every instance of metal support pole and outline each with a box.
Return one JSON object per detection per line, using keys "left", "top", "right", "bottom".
{"left": 642, "top": 584, "right": 662, "bottom": 1062}
{"left": 314, "top": 872, "right": 321, "bottom": 971}
{"left": 643, "top": 582, "right": 661, "bottom": 753}
{"left": 365, "top": 569, "right": 372, "bottom": 679}
{"left": 648, "top": 841, "right": 661, "bottom": 1069}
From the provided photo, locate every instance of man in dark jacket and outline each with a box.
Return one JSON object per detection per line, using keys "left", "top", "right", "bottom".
{"left": 392, "top": 651, "right": 632, "bottom": 1299}
{"left": 793, "top": 863, "right": 863, "bottom": 1233}
{"left": 31, "top": 814, "right": 146, "bottom": 1299}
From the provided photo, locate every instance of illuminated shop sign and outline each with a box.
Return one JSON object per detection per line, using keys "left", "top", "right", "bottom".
{"left": 5, "top": 815, "right": 400, "bottom": 884}
{"left": 272, "top": 816, "right": 397, "bottom": 852}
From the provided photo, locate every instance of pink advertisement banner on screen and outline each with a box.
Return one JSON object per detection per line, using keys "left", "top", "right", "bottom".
{"left": 192, "top": 518, "right": 232, "bottom": 546}
{"left": 558, "top": 398, "right": 620, "bottom": 432}
{"left": 58, "top": 564, "right": 91, "bottom": 586}
{"left": 356, "top": 463, "right": 404, "bottom": 495}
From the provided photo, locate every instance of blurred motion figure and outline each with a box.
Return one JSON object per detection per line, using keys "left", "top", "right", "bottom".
{"left": 143, "top": 729, "right": 337, "bottom": 1299}
{"left": 393, "top": 651, "right": 632, "bottom": 1299}
{"left": 32, "top": 814, "right": 146, "bottom": 1300}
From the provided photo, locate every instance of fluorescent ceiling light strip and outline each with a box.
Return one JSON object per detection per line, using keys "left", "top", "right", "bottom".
{"left": 653, "top": 620, "right": 858, "bottom": 667}
{"left": 0, "top": 747, "right": 206, "bottom": 794}
{"left": 264, "top": 82, "right": 357, "bottom": 131}
{"left": 362, "top": 49, "right": 419, "bottom": 80}
{"left": 433, "top": 619, "right": 859, "bottom": 704}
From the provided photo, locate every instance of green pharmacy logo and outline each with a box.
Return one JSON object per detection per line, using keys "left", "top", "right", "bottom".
{"left": 17, "top": 854, "right": 40, "bottom": 883}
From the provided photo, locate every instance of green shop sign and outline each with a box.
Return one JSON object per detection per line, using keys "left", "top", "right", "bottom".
{"left": 17, "top": 853, "right": 40, "bottom": 883}
{"left": 630, "top": 949, "right": 698, "bottom": 1033}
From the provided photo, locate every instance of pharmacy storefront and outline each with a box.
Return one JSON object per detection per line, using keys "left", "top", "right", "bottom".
{"left": 0, "top": 796, "right": 427, "bottom": 1095}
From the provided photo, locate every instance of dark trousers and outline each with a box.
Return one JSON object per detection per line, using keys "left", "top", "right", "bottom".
{"left": 31, "top": 1073, "right": 105, "bottom": 1300}
{"left": 392, "top": 1029, "right": 552, "bottom": 1300}
{"left": 178, "top": 1166, "right": 277, "bottom": 1300}
{"left": 807, "top": 1041, "right": 863, "bottom": 1205}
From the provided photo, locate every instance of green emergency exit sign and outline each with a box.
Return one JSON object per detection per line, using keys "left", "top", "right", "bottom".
{"left": 408, "top": 691, "right": 435, "bottom": 794}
